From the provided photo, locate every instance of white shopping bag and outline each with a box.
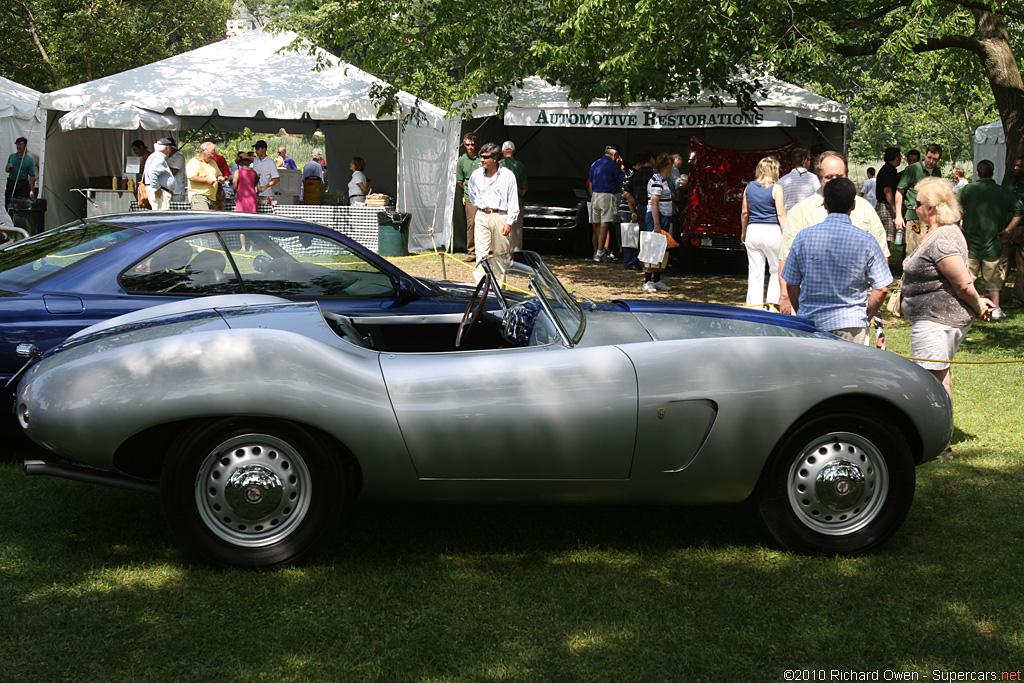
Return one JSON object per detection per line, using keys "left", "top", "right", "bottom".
{"left": 639, "top": 230, "right": 668, "bottom": 265}
{"left": 620, "top": 222, "right": 640, "bottom": 249}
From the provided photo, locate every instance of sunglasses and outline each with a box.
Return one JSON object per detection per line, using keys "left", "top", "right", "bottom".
{"left": 915, "top": 201, "right": 924, "bottom": 208}
{"left": 480, "top": 154, "right": 497, "bottom": 160}
{"left": 822, "top": 173, "right": 846, "bottom": 181}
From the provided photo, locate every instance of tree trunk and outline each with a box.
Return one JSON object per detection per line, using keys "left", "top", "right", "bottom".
{"left": 973, "top": 7, "right": 1024, "bottom": 182}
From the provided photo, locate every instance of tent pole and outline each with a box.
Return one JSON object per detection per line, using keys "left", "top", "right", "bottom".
{"left": 396, "top": 104, "right": 403, "bottom": 210}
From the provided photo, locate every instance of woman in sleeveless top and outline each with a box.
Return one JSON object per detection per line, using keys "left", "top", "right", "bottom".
{"left": 232, "top": 153, "right": 258, "bottom": 213}
{"left": 740, "top": 156, "right": 787, "bottom": 308}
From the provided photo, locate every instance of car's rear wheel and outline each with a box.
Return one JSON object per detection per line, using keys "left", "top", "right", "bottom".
{"left": 161, "top": 419, "right": 343, "bottom": 568}
{"left": 755, "top": 409, "right": 915, "bottom": 555}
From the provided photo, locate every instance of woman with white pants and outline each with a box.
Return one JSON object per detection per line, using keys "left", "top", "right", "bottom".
{"left": 740, "top": 156, "right": 787, "bottom": 308}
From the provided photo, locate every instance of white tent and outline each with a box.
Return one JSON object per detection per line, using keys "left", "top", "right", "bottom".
{"left": 469, "top": 76, "right": 848, "bottom": 128}
{"left": 38, "top": 30, "right": 458, "bottom": 251}
{"left": 1, "top": 76, "right": 45, "bottom": 227}
{"left": 451, "top": 76, "right": 847, "bottom": 251}
{"left": 974, "top": 120, "right": 1005, "bottom": 183}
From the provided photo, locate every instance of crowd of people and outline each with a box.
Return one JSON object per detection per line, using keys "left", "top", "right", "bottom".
{"left": 131, "top": 137, "right": 362, "bottom": 212}
{"left": 747, "top": 145, "right": 1024, "bottom": 457}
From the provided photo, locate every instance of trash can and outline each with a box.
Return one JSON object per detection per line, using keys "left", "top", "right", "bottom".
{"left": 9, "top": 197, "right": 46, "bottom": 236}
{"left": 377, "top": 210, "right": 411, "bottom": 257}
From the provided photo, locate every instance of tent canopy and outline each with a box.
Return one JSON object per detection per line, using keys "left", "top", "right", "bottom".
{"left": 468, "top": 76, "right": 848, "bottom": 127}
{"left": 37, "top": 31, "right": 457, "bottom": 250}
{"left": 40, "top": 30, "right": 442, "bottom": 123}
{"left": 58, "top": 102, "right": 181, "bottom": 132}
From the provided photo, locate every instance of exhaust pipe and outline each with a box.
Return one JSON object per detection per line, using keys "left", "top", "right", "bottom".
{"left": 24, "top": 459, "right": 159, "bottom": 494}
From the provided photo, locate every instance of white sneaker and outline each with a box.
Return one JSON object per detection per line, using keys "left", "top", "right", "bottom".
{"left": 990, "top": 307, "right": 1006, "bottom": 320}
{"left": 642, "top": 281, "right": 657, "bottom": 293}
{"left": 593, "top": 250, "right": 607, "bottom": 262}
{"left": 652, "top": 281, "right": 671, "bottom": 291}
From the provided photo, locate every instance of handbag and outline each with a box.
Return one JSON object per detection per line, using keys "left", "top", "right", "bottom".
{"left": 886, "top": 276, "right": 904, "bottom": 317}
{"left": 639, "top": 230, "right": 668, "bottom": 266}
{"left": 620, "top": 222, "right": 640, "bottom": 249}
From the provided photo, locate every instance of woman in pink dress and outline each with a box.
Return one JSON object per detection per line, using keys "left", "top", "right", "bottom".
{"left": 232, "top": 153, "right": 258, "bottom": 213}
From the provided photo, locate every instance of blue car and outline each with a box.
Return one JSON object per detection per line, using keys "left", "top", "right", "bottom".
{"left": 0, "top": 212, "right": 482, "bottom": 385}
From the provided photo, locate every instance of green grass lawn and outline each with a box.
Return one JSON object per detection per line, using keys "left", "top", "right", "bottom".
{"left": 2, "top": 263, "right": 1023, "bottom": 681}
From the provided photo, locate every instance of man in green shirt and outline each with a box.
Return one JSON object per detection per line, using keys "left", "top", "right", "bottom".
{"left": 959, "top": 159, "right": 1023, "bottom": 318}
{"left": 1004, "top": 156, "right": 1024, "bottom": 308}
{"left": 895, "top": 143, "right": 942, "bottom": 259}
{"left": 5, "top": 136, "right": 36, "bottom": 212}
{"left": 455, "top": 133, "right": 480, "bottom": 260}
{"left": 498, "top": 141, "right": 528, "bottom": 251}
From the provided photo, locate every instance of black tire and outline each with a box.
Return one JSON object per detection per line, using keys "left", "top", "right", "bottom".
{"left": 160, "top": 419, "right": 343, "bottom": 568}
{"left": 755, "top": 409, "right": 915, "bottom": 555}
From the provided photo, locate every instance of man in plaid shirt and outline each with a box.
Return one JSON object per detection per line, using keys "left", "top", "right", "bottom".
{"left": 782, "top": 178, "right": 894, "bottom": 344}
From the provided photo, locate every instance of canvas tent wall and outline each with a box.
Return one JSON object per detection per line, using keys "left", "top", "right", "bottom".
{"left": 1, "top": 76, "right": 45, "bottom": 227}
{"left": 974, "top": 121, "right": 1006, "bottom": 183}
{"left": 37, "top": 30, "right": 458, "bottom": 252}
{"left": 465, "top": 76, "right": 846, "bottom": 174}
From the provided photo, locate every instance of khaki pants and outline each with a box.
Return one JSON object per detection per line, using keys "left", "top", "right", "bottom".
{"left": 474, "top": 210, "right": 510, "bottom": 282}
{"left": 189, "top": 194, "right": 216, "bottom": 210}
{"left": 829, "top": 326, "right": 870, "bottom": 346}
{"left": 146, "top": 185, "right": 171, "bottom": 210}
{"left": 465, "top": 201, "right": 478, "bottom": 258}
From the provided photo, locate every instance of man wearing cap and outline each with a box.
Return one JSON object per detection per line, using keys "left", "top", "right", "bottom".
{"left": 498, "top": 141, "right": 527, "bottom": 251}
{"left": 186, "top": 141, "right": 225, "bottom": 210}
{"left": 164, "top": 138, "right": 186, "bottom": 204}
{"left": 142, "top": 138, "right": 176, "bottom": 210}
{"left": 252, "top": 140, "right": 280, "bottom": 204}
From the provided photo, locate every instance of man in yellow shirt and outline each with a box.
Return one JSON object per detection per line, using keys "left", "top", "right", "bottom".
{"left": 185, "top": 141, "right": 224, "bottom": 210}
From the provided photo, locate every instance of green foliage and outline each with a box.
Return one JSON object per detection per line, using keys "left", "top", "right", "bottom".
{"left": 781, "top": 50, "right": 998, "bottom": 165}
{"left": 278, "top": 0, "right": 1020, "bottom": 167}
{"left": 0, "top": 0, "right": 232, "bottom": 90}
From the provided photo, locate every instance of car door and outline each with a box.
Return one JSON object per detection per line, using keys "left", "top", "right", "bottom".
{"left": 380, "top": 344, "right": 639, "bottom": 479}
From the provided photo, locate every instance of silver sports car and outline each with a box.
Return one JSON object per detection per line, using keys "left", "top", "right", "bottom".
{"left": 15, "top": 251, "right": 951, "bottom": 568}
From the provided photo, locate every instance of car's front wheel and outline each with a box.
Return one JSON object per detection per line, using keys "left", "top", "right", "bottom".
{"left": 161, "top": 419, "right": 343, "bottom": 568}
{"left": 755, "top": 409, "right": 915, "bottom": 555}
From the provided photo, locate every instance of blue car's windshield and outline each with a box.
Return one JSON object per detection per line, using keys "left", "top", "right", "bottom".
{"left": 0, "top": 222, "right": 141, "bottom": 290}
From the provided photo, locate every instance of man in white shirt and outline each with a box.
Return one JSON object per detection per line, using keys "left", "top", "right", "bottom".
{"left": 251, "top": 140, "right": 280, "bottom": 203}
{"left": 859, "top": 167, "right": 877, "bottom": 207}
{"left": 165, "top": 138, "right": 187, "bottom": 203}
{"left": 778, "top": 147, "right": 821, "bottom": 212}
{"left": 467, "top": 142, "right": 520, "bottom": 276}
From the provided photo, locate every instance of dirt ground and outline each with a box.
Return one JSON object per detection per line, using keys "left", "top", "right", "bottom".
{"left": 390, "top": 250, "right": 750, "bottom": 306}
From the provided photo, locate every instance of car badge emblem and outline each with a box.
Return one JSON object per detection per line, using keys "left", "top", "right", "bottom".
{"left": 836, "top": 480, "right": 850, "bottom": 495}
{"left": 245, "top": 486, "right": 263, "bottom": 503}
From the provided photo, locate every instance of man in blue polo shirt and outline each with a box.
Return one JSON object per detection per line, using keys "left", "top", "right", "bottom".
{"left": 783, "top": 177, "right": 893, "bottom": 344}
{"left": 588, "top": 145, "right": 625, "bottom": 262}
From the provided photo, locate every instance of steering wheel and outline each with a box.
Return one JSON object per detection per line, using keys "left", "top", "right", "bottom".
{"left": 455, "top": 276, "right": 491, "bottom": 349}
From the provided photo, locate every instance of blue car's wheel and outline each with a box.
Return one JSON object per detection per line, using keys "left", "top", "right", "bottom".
{"left": 161, "top": 419, "right": 343, "bottom": 568}
{"left": 756, "top": 409, "right": 915, "bottom": 555}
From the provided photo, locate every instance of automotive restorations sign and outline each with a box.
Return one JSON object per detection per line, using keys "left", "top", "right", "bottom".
{"left": 505, "top": 107, "right": 798, "bottom": 129}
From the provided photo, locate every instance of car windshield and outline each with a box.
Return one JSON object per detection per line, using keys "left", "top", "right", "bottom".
{"left": 0, "top": 222, "right": 141, "bottom": 290}
{"left": 489, "top": 251, "right": 585, "bottom": 345}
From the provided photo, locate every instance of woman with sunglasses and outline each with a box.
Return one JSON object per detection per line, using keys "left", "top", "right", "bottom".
{"left": 901, "top": 177, "right": 993, "bottom": 452}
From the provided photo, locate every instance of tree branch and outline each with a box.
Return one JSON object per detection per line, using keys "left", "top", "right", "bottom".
{"left": 835, "top": 33, "right": 986, "bottom": 59}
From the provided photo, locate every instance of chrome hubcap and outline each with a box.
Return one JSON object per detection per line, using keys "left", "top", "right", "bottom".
{"left": 787, "top": 431, "right": 888, "bottom": 535}
{"left": 196, "top": 434, "right": 312, "bottom": 547}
